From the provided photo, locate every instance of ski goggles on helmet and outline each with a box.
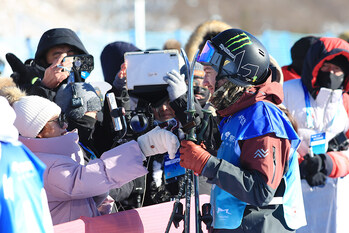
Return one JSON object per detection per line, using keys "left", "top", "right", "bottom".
{"left": 197, "top": 40, "right": 238, "bottom": 77}
{"left": 197, "top": 41, "right": 222, "bottom": 69}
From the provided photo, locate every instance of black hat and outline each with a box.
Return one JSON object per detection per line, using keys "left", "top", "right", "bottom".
{"left": 100, "top": 41, "right": 140, "bottom": 85}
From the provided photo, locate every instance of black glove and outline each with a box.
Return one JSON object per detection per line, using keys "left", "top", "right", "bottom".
{"left": 300, "top": 154, "right": 327, "bottom": 187}
{"left": 5, "top": 53, "right": 43, "bottom": 87}
{"left": 305, "top": 172, "right": 327, "bottom": 187}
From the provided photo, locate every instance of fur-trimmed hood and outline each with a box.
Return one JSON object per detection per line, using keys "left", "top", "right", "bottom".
{"left": 0, "top": 77, "right": 26, "bottom": 105}
{"left": 184, "top": 20, "right": 232, "bottom": 61}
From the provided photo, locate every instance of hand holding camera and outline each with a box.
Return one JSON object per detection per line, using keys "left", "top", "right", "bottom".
{"left": 164, "top": 69, "right": 187, "bottom": 101}
{"left": 42, "top": 53, "right": 70, "bottom": 88}
{"left": 113, "top": 62, "right": 127, "bottom": 90}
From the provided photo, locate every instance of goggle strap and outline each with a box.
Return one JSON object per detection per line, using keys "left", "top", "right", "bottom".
{"left": 217, "top": 53, "right": 227, "bottom": 79}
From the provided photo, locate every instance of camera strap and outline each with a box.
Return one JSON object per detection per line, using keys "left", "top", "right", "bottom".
{"left": 67, "top": 70, "right": 75, "bottom": 84}
{"left": 71, "top": 83, "right": 77, "bottom": 98}
{"left": 70, "top": 83, "right": 83, "bottom": 108}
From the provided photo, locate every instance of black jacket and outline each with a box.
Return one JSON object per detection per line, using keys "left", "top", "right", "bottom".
{"left": 9, "top": 28, "right": 88, "bottom": 101}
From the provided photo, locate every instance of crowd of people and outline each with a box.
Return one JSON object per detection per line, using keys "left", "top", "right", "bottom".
{"left": 1, "top": 20, "right": 349, "bottom": 233}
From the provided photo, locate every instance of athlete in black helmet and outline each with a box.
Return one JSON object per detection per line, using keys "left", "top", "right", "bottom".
{"left": 179, "top": 28, "right": 306, "bottom": 233}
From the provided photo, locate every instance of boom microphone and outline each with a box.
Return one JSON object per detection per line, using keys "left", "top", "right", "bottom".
{"left": 106, "top": 92, "right": 123, "bottom": 131}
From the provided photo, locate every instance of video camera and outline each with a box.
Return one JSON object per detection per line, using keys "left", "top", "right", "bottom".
{"left": 106, "top": 92, "right": 156, "bottom": 146}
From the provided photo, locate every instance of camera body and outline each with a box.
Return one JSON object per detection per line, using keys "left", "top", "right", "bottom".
{"left": 124, "top": 105, "right": 155, "bottom": 138}
{"left": 328, "top": 131, "right": 349, "bottom": 152}
{"left": 63, "top": 54, "right": 94, "bottom": 73}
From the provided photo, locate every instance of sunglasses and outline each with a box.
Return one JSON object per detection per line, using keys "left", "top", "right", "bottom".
{"left": 48, "top": 114, "right": 66, "bottom": 128}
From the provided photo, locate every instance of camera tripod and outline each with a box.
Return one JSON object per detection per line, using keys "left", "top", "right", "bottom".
{"left": 164, "top": 170, "right": 212, "bottom": 233}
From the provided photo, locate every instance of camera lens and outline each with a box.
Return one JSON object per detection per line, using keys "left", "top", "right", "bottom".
{"left": 130, "top": 114, "right": 149, "bottom": 133}
{"left": 74, "top": 59, "right": 82, "bottom": 67}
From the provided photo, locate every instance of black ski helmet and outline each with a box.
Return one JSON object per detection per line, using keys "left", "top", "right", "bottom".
{"left": 200, "top": 28, "right": 270, "bottom": 86}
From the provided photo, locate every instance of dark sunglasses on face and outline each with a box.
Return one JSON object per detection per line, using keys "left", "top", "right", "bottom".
{"left": 48, "top": 114, "right": 66, "bottom": 128}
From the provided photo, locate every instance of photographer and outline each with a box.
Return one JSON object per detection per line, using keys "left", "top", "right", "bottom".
{"left": 6, "top": 28, "right": 89, "bottom": 100}
{"left": 6, "top": 28, "right": 103, "bottom": 159}
{"left": 94, "top": 52, "right": 220, "bottom": 209}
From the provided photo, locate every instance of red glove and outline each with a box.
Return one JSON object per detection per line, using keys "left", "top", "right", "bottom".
{"left": 179, "top": 140, "right": 211, "bottom": 175}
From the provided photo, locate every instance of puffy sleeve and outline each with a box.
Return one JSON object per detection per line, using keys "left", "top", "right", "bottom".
{"left": 40, "top": 140, "right": 148, "bottom": 201}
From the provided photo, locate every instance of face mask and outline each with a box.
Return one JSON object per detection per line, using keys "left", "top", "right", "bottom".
{"left": 194, "top": 85, "right": 210, "bottom": 106}
{"left": 210, "top": 80, "right": 245, "bottom": 111}
{"left": 317, "top": 71, "right": 345, "bottom": 90}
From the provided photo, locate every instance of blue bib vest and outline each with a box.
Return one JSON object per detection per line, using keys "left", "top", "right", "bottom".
{"left": 0, "top": 141, "right": 52, "bottom": 233}
{"left": 211, "top": 101, "right": 306, "bottom": 230}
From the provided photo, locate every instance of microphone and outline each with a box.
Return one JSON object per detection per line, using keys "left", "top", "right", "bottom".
{"left": 106, "top": 92, "right": 123, "bottom": 131}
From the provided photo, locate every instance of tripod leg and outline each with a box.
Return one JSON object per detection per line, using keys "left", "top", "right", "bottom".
{"left": 201, "top": 203, "right": 213, "bottom": 230}
{"left": 165, "top": 176, "right": 186, "bottom": 233}
{"left": 184, "top": 169, "right": 192, "bottom": 233}
{"left": 194, "top": 174, "right": 202, "bottom": 233}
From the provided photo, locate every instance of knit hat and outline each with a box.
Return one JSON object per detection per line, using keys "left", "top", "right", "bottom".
{"left": 100, "top": 41, "right": 140, "bottom": 85}
{"left": 55, "top": 82, "right": 102, "bottom": 120}
{"left": 12, "top": 96, "right": 62, "bottom": 138}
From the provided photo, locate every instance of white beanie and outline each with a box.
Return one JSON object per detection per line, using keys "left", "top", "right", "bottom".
{"left": 12, "top": 96, "right": 62, "bottom": 138}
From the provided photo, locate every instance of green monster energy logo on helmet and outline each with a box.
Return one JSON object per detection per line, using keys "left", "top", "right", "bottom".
{"left": 226, "top": 32, "right": 252, "bottom": 51}
{"left": 218, "top": 32, "right": 253, "bottom": 60}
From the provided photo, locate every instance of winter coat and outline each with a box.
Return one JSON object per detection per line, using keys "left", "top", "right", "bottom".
{"left": 282, "top": 65, "right": 301, "bottom": 82}
{"left": 283, "top": 37, "right": 349, "bottom": 178}
{"left": 18, "top": 130, "right": 148, "bottom": 225}
{"left": 201, "top": 75, "right": 306, "bottom": 232}
{"left": 27, "top": 28, "right": 89, "bottom": 101}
